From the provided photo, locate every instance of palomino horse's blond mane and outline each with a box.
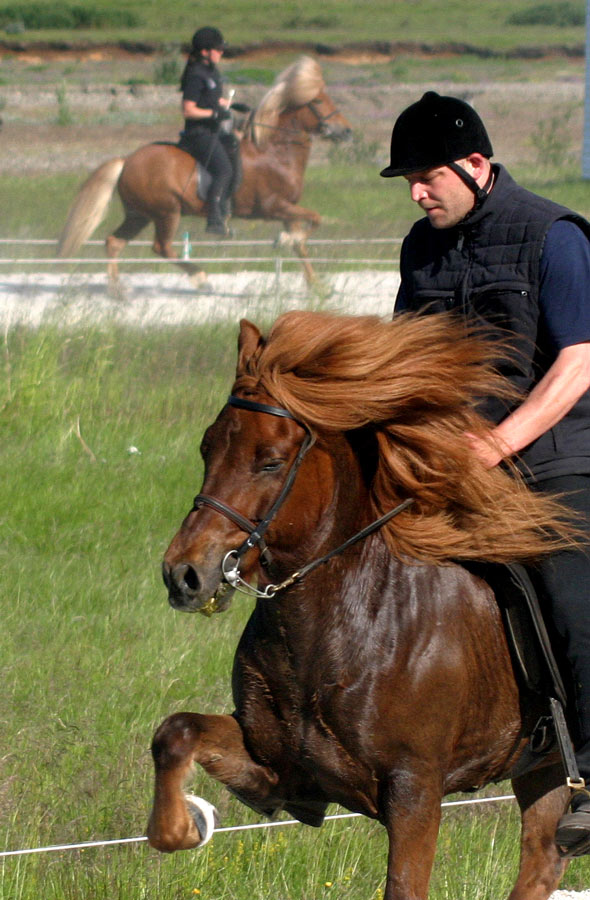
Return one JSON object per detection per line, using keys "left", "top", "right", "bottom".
{"left": 234, "top": 309, "right": 577, "bottom": 564}
{"left": 247, "top": 56, "right": 325, "bottom": 148}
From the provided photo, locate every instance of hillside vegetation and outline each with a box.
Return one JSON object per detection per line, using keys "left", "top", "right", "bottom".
{"left": 0, "top": 0, "right": 586, "bottom": 52}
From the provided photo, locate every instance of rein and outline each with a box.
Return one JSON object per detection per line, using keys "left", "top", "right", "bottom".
{"left": 195, "top": 395, "right": 414, "bottom": 605}
{"left": 247, "top": 99, "right": 339, "bottom": 144}
{"left": 223, "top": 496, "right": 415, "bottom": 600}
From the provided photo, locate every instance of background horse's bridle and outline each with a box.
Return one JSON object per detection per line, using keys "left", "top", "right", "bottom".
{"left": 193, "top": 394, "right": 413, "bottom": 602}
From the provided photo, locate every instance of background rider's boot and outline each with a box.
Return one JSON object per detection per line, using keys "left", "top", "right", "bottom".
{"left": 206, "top": 196, "right": 227, "bottom": 236}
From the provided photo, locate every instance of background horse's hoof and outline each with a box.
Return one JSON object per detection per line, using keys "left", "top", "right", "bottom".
{"left": 189, "top": 272, "right": 213, "bottom": 294}
{"left": 184, "top": 794, "right": 219, "bottom": 847}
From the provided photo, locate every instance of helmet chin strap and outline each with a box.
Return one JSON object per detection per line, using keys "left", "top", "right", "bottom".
{"left": 448, "top": 161, "right": 494, "bottom": 209}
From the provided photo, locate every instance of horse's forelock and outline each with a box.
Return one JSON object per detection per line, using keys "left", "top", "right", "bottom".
{"left": 278, "top": 56, "right": 324, "bottom": 107}
{"left": 250, "top": 56, "right": 324, "bottom": 147}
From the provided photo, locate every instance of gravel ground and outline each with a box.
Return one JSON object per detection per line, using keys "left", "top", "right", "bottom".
{"left": 552, "top": 894, "right": 590, "bottom": 899}
{"left": 0, "top": 269, "right": 401, "bottom": 327}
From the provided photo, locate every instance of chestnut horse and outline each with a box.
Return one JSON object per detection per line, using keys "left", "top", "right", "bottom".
{"left": 57, "top": 57, "right": 351, "bottom": 290}
{"left": 148, "top": 311, "right": 578, "bottom": 899}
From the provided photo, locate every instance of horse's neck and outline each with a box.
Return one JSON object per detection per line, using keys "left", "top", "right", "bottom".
{"left": 272, "top": 111, "right": 312, "bottom": 158}
{"left": 269, "top": 434, "right": 382, "bottom": 602}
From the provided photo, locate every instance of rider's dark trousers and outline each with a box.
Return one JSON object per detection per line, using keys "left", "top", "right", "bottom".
{"left": 532, "top": 474, "right": 590, "bottom": 778}
{"left": 179, "top": 127, "right": 233, "bottom": 208}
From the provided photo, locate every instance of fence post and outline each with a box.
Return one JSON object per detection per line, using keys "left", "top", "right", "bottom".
{"left": 274, "top": 256, "right": 283, "bottom": 302}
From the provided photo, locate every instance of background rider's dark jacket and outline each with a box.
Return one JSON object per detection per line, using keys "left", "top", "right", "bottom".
{"left": 181, "top": 58, "right": 224, "bottom": 135}
{"left": 396, "top": 164, "right": 590, "bottom": 483}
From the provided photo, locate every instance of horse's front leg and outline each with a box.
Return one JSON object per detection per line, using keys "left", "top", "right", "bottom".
{"left": 381, "top": 773, "right": 442, "bottom": 900}
{"left": 147, "top": 711, "right": 280, "bottom": 853}
{"left": 267, "top": 201, "right": 321, "bottom": 285}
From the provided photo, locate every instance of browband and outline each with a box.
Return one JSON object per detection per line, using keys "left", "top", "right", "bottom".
{"left": 228, "top": 395, "right": 298, "bottom": 421}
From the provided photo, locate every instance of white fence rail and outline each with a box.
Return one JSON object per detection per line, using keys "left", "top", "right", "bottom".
{"left": 0, "top": 794, "right": 515, "bottom": 859}
{"left": 0, "top": 236, "right": 402, "bottom": 269}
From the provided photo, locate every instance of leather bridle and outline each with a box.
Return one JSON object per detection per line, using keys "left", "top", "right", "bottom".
{"left": 306, "top": 98, "right": 340, "bottom": 135}
{"left": 192, "top": 394, "right": 414, "bottom": 606}
{"left": 193, "top": 395, "right": 314, "bottom": 571}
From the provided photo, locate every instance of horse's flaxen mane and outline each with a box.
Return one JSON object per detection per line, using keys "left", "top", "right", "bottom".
{"left": 247, "top": 56, "right": 324, "bottom": 148}
{"left": 234, "top": 309, "right": 578, "bottom": 564}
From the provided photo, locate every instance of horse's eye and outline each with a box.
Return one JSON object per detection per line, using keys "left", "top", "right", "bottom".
{"left": 261, "top": 459, "right": 284, "bottom": 473}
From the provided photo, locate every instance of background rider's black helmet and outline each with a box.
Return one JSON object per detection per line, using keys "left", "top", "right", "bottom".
{"left": 380, "top": 91, "right": 493, "bottom": 178}
{"left": 191, "top": 26, "right": 226, "bottom": 52}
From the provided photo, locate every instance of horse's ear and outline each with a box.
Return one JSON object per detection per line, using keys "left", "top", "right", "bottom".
{"left": 237, "top": 319, "right": 264, "bottom": 371}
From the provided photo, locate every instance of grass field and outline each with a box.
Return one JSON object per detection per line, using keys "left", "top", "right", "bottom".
{"left": 0, "top": 0, "right": 586, "bottom": 51}
{"left": 4, "top": 1, "right": 590, "bottom": 896}
{"left": 2, "top": 318, "right": 590, "bottom": 899}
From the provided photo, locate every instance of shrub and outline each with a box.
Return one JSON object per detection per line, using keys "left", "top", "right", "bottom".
{"left": 529, "top": 105, "right": 578, "bottom": 167}
{"left": 507, "top": 2, "right": 584, "bottom": 27}
{"left": 55, "top": 82, "right": 73, "bottom": 125}
{"left": 282, "top": 14, "right": 341, "bottom": 29}
{"left": 0, "top": 3, "right": 140, "bottom": 31}
{"left": 153, "top": 57, "right": 181, "bottom": 85}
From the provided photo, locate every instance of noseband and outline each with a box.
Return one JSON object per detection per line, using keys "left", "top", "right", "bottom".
{"left": 192, "top": 394, "right": 414, "bottom": 607}
{"left": 307, "top": 98, "right": 337, "bottom": 123}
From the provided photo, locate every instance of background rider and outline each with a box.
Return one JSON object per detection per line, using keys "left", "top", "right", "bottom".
{"left": 178, "top": 26, "right": 241, "bottom": 236}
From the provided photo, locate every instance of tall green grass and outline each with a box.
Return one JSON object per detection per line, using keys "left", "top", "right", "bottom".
{"left": 3, "top": 316, "right": 590, "bottom": 897}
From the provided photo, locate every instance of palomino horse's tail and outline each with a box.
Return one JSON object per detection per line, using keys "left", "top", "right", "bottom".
{"left": 57, "top": 157, "right": 126, "bottom": 258}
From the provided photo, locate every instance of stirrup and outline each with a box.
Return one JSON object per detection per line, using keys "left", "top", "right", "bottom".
{"left": 556, "top": 784, "right": 590, "bottom": 858}
{"left": 557, "top": 832, "right": 590, "bottom": 859}
{"left": 562, "top": 783, "right": 590, "bottom": 815}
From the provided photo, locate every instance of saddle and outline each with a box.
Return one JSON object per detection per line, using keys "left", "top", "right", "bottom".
{"left": 153, "top": 141, "right": 213, "bottom": 201}
{"left": 464, "top": 560, "right": 581, "bottom": 784}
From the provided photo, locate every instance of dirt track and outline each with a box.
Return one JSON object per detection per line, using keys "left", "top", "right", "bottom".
{"left": 0, "top": 269, "right": 400, "bottom": 327}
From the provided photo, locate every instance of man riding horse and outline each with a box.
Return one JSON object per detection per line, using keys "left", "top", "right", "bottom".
{"left": 383, "top": 90, "right": 590, "bottom": 856}
{"left": 178, "top": 27, "right": 241, "bottom": 236}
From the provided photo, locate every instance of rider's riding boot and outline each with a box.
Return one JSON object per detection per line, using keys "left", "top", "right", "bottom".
{"left": 206, "top": 195, "right": 228, "bottom": 237}
{"left": 555, "top": 790, "right": 590, "bottom": 856}
{"left": 219, "top": 195, "right": 231, "bottom": 220}
{"left": 218, "top": 196, "right": 234, "bottom": 236}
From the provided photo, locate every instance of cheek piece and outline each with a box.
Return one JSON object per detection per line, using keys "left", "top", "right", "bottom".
{"left": 447, "top": 161, "right": 494, "bottom": 213}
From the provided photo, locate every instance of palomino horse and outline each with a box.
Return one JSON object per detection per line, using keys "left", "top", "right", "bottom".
{"left": 57, "top": 57, "right": 351, "bottom": 290}
{"left": 148, "top": 311, "right": 579, "bottom": 899}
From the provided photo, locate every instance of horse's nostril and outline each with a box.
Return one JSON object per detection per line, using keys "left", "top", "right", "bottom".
{"left": 169, "top": 562, "right": 200, "bottom": 595}
{"left": 183, "top": 564, "right": 200, "bottom": 591}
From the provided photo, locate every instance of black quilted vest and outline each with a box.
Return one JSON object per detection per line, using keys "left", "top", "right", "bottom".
{"left": 397, "top": 164, "right": 590, "bottom": 482}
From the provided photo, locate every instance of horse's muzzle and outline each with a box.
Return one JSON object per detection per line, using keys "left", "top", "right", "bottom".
{"left": 162, "top": 561, "right": 234, "bottom": 615}
{"left": 326, "top": 126, "right": 353, "bottom": 143}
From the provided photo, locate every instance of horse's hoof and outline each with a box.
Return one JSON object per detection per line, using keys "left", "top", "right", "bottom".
{"left": 189, "top": 272, "right": 212, "bottom": 293}
{"left": 107, "top": 281, "right": 126, "bottom": 302}
{"left": 184, "top": 794, "right": 219, "bottom": 847}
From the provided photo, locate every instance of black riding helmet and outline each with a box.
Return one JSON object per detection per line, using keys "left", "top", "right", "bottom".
{"left": 380, "top": 91, "right": 493, "bottom": 178}
{"left": 191, "top": 26, "right": 226, "bottom": 52}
